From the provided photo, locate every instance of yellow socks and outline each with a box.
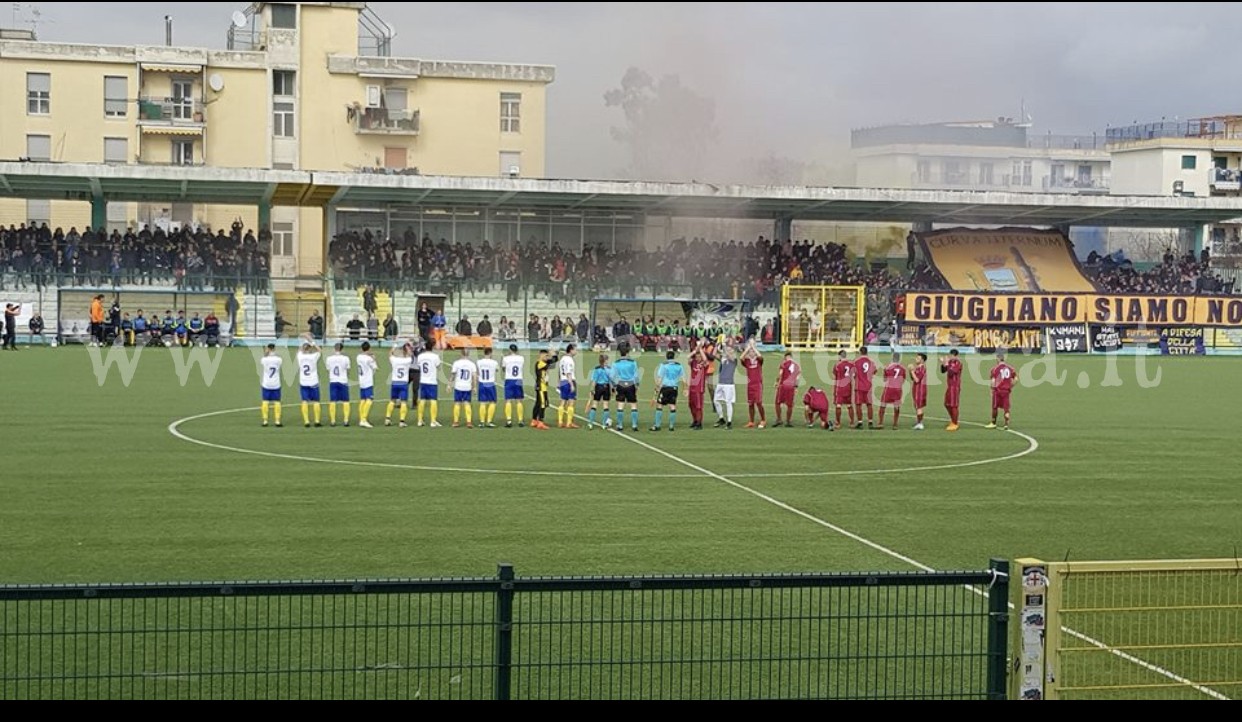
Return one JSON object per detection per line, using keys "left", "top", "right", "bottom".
{"left": 329, "top": 404, "right": 337, "bottom": 426}
{"left": 261, "top": 402, "right": 270, "bottom": 424}
{"left": 301, "top": 403, "right": 310, "bottom": 426}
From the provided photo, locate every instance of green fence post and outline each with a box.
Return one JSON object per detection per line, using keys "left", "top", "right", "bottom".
{"left": 495, "top": 563, "right": 515, "bottom": 700}
{"left": 987, "top": 558, "right": 1011, "bottom": 700}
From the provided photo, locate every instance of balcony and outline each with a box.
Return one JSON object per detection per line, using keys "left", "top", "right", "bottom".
{"left": 137, "top": 97, "right": 206, "bottom": 133}
{"left": 353, "top": 107, "right": 420, "bottom": 136}
{"left": 1210, "top": 167, "right": 1242, "bottom": 192}
{"left": 1043, "top": 175, "right": 1110, "bottom": 194}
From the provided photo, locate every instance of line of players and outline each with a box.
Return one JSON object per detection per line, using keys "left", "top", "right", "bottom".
{"left": 257, "top": 336, "right": 1019, "bottom": 432}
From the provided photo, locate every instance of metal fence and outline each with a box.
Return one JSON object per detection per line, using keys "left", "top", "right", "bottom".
{"left": 1, "top": 562, "right": 1009, "bottom": 700}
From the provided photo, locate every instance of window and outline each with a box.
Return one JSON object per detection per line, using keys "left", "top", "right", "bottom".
{"left": 26, "top": 200, "right": 50, "bottom": 226}
{"left": 273, "top": 70, "right": 296, "bottom": 97}
{"left": 26, "top": 134, "right": 51, "bottom": 162}
{"left": 384, "top": 87, "right": 407, "bottom": 111}
{"left": 1214, "top": 157, "right": 1228, "bottom": 170}
{"left": 978, "top": 162, "right": 994, "bottom": 186}
{"left": 172, "top": 140, "right": 195, "bottom": 166}
{"left": 500, "top": 151, "right": 522, "bottom": 178}
{"left": 384, "top": 147, "right": 407, "bottom": 170}
{"left": 171, "top": 79, "right": 194, "bottom": 120}
{"left": 272, "top": 222, "right": 295, "bottom": 257}
{"left": 1182, "top": 155, "right": 1198, "bottom": 171}
{"left": 104, "top": 76, "right": 127, "bottom": 117}
{"left": 270, "top": 4, "right": 296, "bottom": 29}
{"left": 27, "top": 72, "right": 50, "bottom": 115}
{"left": 106, "top": 202, "right": 128, "bottom": 233}
{"left": 104, "top": 137, "right": 128, "bottom": 164}
{"left": 941, "top": 160, "right": 963, "bottom": 185}
{"left": 916, "top": 160, "right": 931, "bottom": 183}
{"left": 1012, "top": 160, "right": 1033, "bottom": 187}
{"left": 501, "top": 92, "right": 521, "bottom": 134}
{"left": 273, "top": 101, "right": 295, "bottom": 137}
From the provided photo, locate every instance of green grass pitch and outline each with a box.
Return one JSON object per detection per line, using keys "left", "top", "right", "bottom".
{"left": 1, "top": 346, "right": 1238, "bottom": 585}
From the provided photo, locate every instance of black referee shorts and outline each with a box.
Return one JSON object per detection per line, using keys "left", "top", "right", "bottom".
{"left": 615, "top": 384, "right": 637, "bottom": 404}
{"left": 658, "top": 387, "right": 679, "bottom": 407}
{"left": 593, "top": 384, "right": 612, "bottom": 402}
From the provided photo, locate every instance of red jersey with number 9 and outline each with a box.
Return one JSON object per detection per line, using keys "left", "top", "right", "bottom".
{"left": 854, "top": 356, "right": 875, "bottom": 391}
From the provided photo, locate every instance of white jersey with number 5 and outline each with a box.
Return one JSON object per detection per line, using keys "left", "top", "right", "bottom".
{"left": 559, "top": 355, "right": 576, "bottom": 383}
{"left": 452, "top": 358, "right": 477, "bottom": 392}
{"left": 327, "top": 354, "right": 351, "bottom": 385}
{"left": 297, "top": 352, "right": 321, "bottom": 387}
{"left": 417, "top": 352, "right": 441, "bottom": 387}
{"left": 477, "top": 358, "right": 500, "bottom": 387}
{"left": 503, "top": 355, "right": 525, "bottom": 383}
{"left": 261, "top": 356, "right": 283, "bottom": 390}
{"left": 390, "top": 355, "right": 413, "bottom": 384}
{"left": 357, "top": 353, "right": 378, "bottom": 390}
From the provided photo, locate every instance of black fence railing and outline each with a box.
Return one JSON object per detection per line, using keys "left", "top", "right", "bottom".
{"left": 0, "top": 562, "right": 1009, "bottom": 700}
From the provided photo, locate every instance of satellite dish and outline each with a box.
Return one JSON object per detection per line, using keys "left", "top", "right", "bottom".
{"left": 208, "top": 73, "right": 225, "bottom": 93}
{"left": 231, "top": 11, "right": 248, "bottom": 29}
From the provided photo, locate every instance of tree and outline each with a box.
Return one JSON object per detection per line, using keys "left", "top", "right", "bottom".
{"left": 604, "top": 68, "right": 719, "bottom": 182}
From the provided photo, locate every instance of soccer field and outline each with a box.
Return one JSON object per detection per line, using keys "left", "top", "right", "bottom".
{"left": 2, "top": 346, "right": 1238, "bottom": 585}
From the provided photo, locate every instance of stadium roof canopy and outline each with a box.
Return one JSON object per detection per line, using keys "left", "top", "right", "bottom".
{"left": 2, "top": 161, "right": 1240, "bottom": 228}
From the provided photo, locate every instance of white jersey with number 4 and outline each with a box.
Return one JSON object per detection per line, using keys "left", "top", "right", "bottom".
{"left": 327, "top": 354, "right": 351, "bottom": 385}
{"left": 559, "top": 356, "right": 576, "bottom": 383}
{"left": 357, "top": 354, "right": 378, "bottom": 390}
{"left": 261, "top": 356, "right": 283, "bottom": 390}
{"left": 417, "top": 352, "right": 441, "bottom": 387}
{"left": 477, "top": 358, "right": 500, "bottom": 387}
{"left": 297, "top": 352, "right": 321, "bottom": 387}
{"left": 390, "top": 355, "right": 413, "bottom": 384}
{"left": 503, "top": 355, "right": 525, "bottom": 383}
{"left": 452, "top": 359, "right": 477, "bottom": 392}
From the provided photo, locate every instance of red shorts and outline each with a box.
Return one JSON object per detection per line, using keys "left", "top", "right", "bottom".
{"left": 992, "top": 390, "right": 1011, "bottom": 412}
{"left": 834, "top": 386, "right": 852, "bottom": 405}
{"left": 854, "top": 388, "right": 873, "bottom": 406}
{"left": 912, "top": 387, "right": 927, "bottom": 409}
{"left": 807, "top": 408, "right": 829, "bottom": 425}
{"left": 944, "top": 385, "right": 961, "bottom": 408}
{"left": 881, "top": 389, "right": 903, "bottom": 406}
{"left": 777, "top": 387, "right": 796, "bottom": 406}
{"left": 747, "top": 385, "right": 764, "bottom": 405}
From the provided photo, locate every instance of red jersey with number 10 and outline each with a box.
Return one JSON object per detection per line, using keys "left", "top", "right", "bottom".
{"left": 992, "top": 363, "right": 1016, "bottom": 393}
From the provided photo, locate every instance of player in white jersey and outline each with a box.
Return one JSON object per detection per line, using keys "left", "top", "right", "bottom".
{"left": 502, "top": 345, "right": 527, "bottom": 428}
{"left": 387, "top": 342, "right": 414, "bottom": 428}
{"left": 476, "top": 347, "right": 501, "bottom": 428}
{"left": 326, "top": 343, "right": 353, "bottom": 428}
{"left": 296, "top": 338, "right": 323, "bottom": 428}
{"left": 557, "top": 344, "right": 579, "bottom": 429}
{"left": 416, "top": 348, "right": 443, "bottom": 428}
{"left": 356, "top": 342, "right": 379, "bottom": 429}
{"left": 450, "top": 349, "right": 478, "bottom": 429}
{"left": 259, "top": 344, "right": 284, "bottom": 428}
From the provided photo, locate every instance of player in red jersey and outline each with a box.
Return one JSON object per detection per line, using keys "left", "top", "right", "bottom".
{"left": 908, "top": 353, "right": 929, "bottom": 431}
{"left": 987, "top": 351, "right": 1018, "bottom": 430}
{"left": 940, "top": 349, "right": 964, "bottom": 432}
{"left": 803, "top": 387, "right": 832, "bottom": 430}
{"left": 773, "top": 352, "right": 801, "bottom": 427}
{"left": 741, "top": 340, "right": 767, "bottom": 429}
{"left": 878, "top": 352, "right": 907, "bottom": 430}
{"left": 853, "top": 347, "right": 877, "bottom": 430}
{"left": 688, "top": 341, "right": 711, "bottom": 430}
{"left": 832, "top": 350, "right": 856, "bottom": 430}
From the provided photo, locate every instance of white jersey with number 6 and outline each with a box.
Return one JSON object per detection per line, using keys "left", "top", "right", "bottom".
{"left": 452, "top": 358, "right": 477, "bottom": 393}
{"left": 417, "top": 352, "right": 441, "bottom": 387}
{"left": 297, "top": 352, "right": 321, "bottom": 387}
{"left": 477, "top": 358, "right": 500, "bottom": 387}
{"left": 327, "top": 354, "right": 351, "bottom": 384}
{"left": 357, "top": 353, "right": 378, "bottom": 390}
{"left": 261, "top": 356, "right": 283, "bottom": 390}
{"left": 390, "top": 355, "right": 413, "bottom": 384}
{"left": 503, "top": 355, "right": 525, "bottom": 383}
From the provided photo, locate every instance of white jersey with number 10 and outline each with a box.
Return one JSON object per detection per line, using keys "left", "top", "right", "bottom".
{"left": 452, "top": 359, "right": 477, "bottom": 393}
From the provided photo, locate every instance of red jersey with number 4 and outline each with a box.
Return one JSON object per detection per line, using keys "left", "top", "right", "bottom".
{"left": 854, "top": 356, "right": 876, "bottom": 391}
{"left": 992, "top": 363, "right": 1016, "bottom": 393}
{"left": 779, "top": 360, "right": 800, "bottom": 388}
{"left": 833, "top": 360, "right": 854, "bottom": 400}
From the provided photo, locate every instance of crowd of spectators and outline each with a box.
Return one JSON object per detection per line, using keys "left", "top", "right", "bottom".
{"left": 1086, "top": 248, "right": 1234, "bottom": 295}
{"left": 0, "top": 221, "right": 272, "bottom": 293}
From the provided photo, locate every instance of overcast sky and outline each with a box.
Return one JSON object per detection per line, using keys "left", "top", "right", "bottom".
{"left": 14, "top": 2, "right": 1240, "bottom": 180}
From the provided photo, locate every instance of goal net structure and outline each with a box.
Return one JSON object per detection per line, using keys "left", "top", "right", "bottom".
{"left": 591, "top": 298, "right": 753, "bottom": 344}
{"left": 781, "top": 285, "right": 866, "bottom": 350}
{"left": 57, "top": 287, "right": 240, "bottom": 342}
